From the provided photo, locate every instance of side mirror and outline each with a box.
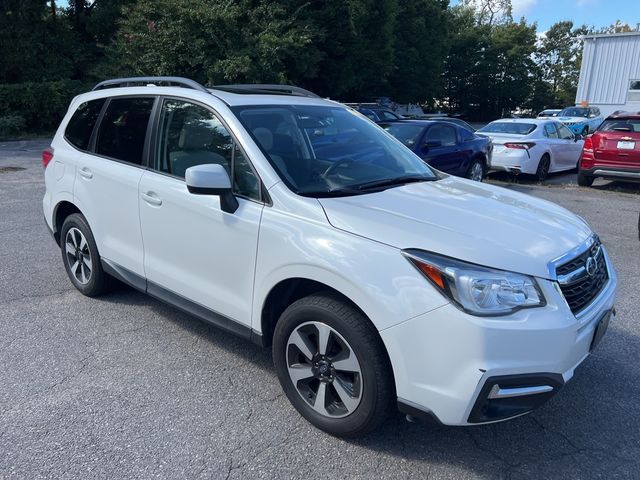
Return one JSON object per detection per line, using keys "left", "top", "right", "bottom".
{"left": 185, "top": 163, "right": 238, "bottom": 214}
{"left": 424, "top": 140, "right": 442, "bottom": 149}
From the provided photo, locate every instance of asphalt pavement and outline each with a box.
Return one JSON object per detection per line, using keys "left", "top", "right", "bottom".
{"left": 1, "top": 139, "right": 639, "bottom": 479}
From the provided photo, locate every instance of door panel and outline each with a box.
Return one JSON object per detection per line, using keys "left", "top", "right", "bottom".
{"left": 73, "top": 96, "right": 155, "bottom": 276}
{"left": 138, "top": 172, "right": 262, "bottom": 325}
{"left": 139, "top": 97, "right": 264, "bottom": 326}
{"left": 421, "top": 124, "right": 464, "bottom": 174}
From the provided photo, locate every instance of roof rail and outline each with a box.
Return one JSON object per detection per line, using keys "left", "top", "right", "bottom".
{"left": 92, "top": 76, "right": 209, "bottom": 93}
{"left": 211, "top": 84, "right": 320, "bottom": 98}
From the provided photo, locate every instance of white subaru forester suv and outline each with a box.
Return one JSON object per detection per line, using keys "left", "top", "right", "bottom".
{"left": 43, "top": 77, "right": 617, "bottom": 437}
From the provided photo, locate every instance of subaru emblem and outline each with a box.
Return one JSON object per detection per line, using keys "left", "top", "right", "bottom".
{"left": 585, "top": 256, "right": 598, "bottom": 277}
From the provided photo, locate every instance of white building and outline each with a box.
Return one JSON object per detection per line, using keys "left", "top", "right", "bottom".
{"left": 576, "top": 31, "right": 640, "bottom": 117}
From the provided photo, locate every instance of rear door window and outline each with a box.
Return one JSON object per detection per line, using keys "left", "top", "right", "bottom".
{"left": 544, "top": 123, "right": 559, "bottom": 139}
{"left": 64, "top": 98, "right": 106, "bottom": 151}
{"left": 95, "top": 97, "right": 155, "bottom": 165}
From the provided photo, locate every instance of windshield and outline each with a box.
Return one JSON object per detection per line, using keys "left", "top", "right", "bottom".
{"left": 382, "top": 123, "right": 424, "bottom": 146}
{"left": 232, "top": 105, "right": 436, "bottom": 197}
{"left": 559, "top": 107, "right": 589, "bottom": 118}
{"left": 478, "top": 122, "right": 537, "bottom": 135}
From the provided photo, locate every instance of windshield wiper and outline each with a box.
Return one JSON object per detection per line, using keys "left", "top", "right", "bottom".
{"left": 351, "top": 175, "right": 435, "bottom": 191}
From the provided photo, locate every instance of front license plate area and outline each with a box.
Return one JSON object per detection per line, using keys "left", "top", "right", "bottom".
{"left": 617, "top": 141, "right": 635, "bottom": 150}
{"left": 590, "top": 310, "right": 612, "bottom": 352}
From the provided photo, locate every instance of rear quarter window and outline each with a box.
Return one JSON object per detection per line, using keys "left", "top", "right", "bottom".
{"left": 64, "top": 98, "right": 106, "bottom": 151}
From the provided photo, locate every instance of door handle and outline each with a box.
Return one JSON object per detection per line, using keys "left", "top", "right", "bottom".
{"left": 141, "top": 191, "right": 162, "bottom": 206}
{"left": 78, "top": 167, "right": 93, "bottom": 179}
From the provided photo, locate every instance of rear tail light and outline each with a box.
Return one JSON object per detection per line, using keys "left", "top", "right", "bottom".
{"left": 504, "top": 142, "right": 536, "bottom": 150}
{"left": 42, "top": 148, "right": 54, "bottom": 168}
{"left": 583, "top": 136, "right": 593, "bottom": 153}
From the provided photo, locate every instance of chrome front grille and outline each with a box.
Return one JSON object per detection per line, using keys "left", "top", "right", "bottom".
{"left": 556, "top": 239, "right": 609, "bottom": 315}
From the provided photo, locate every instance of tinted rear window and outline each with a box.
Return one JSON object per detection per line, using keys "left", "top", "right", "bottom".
{"left": 64, "top": 99, "right": 106, "bottom": 150}
{"left": 598, "top": 119, "right": 640, "bottom": 133}
{"left": 95, "top": 97, "right": 155, "bottom": 165}
{"left": 478, "top": 122, "right": 537, "bottom": 135}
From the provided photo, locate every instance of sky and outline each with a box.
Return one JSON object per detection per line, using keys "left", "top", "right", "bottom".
{"left": 453, "top": 0, "right": 640, "bottom": 32}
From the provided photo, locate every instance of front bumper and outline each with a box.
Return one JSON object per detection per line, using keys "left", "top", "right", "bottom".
{"left": 382, "top": 253, "right": 618, "bottom": 426}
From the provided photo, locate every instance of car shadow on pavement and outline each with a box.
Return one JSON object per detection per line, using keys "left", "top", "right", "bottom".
{"left": 344, "top": 324, "right": 640, "bottom": 477}
{"left": 94, "top": 284, "right": 640, "bottom": 478}
{"left": 96, "top": 285, "right": 275, "bottom": 374}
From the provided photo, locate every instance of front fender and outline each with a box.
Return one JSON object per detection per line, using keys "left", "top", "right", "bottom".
{"left": 252, "top": 200, "right": 448, "bottom": 334}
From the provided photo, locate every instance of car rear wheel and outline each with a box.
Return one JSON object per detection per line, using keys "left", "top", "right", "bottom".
{"left": 273, "top": 293, "right": 394, "bottom": 437}
{"left": 577, "top": 171, "right": 594, "bottom": 187}
{"left": 467, "top": 159, "right": 485, "bottom": 182}
{"left": 582, "top": 126, "right": 589, "bottom": 137}
{"left": 536, "top": 154, "right": 551, "bottom": 182}
{"left": 60, "top": 213, "right": 113, "bottom": 296}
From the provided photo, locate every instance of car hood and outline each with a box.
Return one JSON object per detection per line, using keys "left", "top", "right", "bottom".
{"left": 318, "top": 177, "right": 592, "bottom": 279}
{"left": 558, "top": 117, "right": 587, "bottom": 123}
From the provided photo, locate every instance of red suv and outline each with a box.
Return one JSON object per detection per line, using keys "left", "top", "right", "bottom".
{"left": 578, "top": 111, "right": 640, "bottom": 186}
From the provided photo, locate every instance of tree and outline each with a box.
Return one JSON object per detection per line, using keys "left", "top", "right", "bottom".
{"left": 443, "top": 3, "right": 537, "bottom": 119}
{"left": 388, "top": 0, "right": 449, "bottom": 104}
{"left": 536, "top": 21, "right": 589, "bottom": 107}
{"left": 459, "top": 0, "right": 512, "bottom": 26}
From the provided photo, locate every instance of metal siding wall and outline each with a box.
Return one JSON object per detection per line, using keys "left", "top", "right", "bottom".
{"left": 576, "top": 35, "right": 640, "bottom": 105}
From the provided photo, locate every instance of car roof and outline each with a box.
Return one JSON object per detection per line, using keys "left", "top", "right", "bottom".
{"left": 381, "top": 119, "right": 438, "bottom": 126}
{"left": 606, "top": 111, "right": 640, "bottom": 120}
{"left": 77, "top": 78, "right": 341, "bottom": 109}
{"left": 486, "top": 118, "right": 551, "bottom": 125}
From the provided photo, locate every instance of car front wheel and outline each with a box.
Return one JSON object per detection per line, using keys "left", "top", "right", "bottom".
{"left": 467, "top": 159, "right": 485, "bottom": 182}
{"left": 273, "top": 293, "right": 394, "bottom": 437}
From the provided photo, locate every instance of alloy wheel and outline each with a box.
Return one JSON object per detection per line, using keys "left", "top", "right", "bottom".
{"left": 286, "top": 321, "right": 363, "bottom": 418}
{"left": 64, "top": 227, "right": 92, "bottom": 285}
{"left": 470, "top": 162, "right": 484, "bottom": 182}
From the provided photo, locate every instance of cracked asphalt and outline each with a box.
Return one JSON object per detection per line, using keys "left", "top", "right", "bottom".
{"left": 1, "top": 139, "right": 639, "bottom": 479}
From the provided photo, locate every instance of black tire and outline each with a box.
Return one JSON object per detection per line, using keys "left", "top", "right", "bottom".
{"left": 582, "top": 126, "right": 589, "bottom": 137}
{"left": 536, "top": 154, "right": 551, "bottom": 182}
{"left": 273, "top": 293, "right": 394, "bottom": 437}
{"left": 60, "top": 213, "right": 113, "bottom": 296}
{"left": 577, "top": 171, "right": 594, "bottom": 187}
{"left": 466, "top": 158, "right": 485, "bottom": 182}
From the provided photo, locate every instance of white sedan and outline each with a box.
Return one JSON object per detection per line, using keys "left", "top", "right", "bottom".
{"left": 478, "top": 118, "right": 584, "bottom": 180}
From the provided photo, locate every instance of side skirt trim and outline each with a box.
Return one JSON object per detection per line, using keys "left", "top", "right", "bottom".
{"left": 101, "top": 258, "right": 264, "bottom": 346}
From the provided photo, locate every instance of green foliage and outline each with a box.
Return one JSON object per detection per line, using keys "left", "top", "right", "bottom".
{"left": 0, "top": 114, "right": 26, "bottom": 139}
{"left": 108, "top": 0, "right": 321, "bottom": 86}
{"left": 0, "top": 80, "right": 91, "bottom": 132}
{"left": 536, "top": 21, "right": 589, "bottom": 108}
{"left": 443, "top": 5, "right": 539, "bottom": 119}
{"left": 388, "top": 0, "right": 449, "bottom": 104}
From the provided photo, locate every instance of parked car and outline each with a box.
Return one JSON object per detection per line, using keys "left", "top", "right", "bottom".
{"left": 578, "top": 111, "right": 640, "bottom": 186}
{"left": 380, "top": 120, "right": 492, "bottom": 181}
{"left": 44, "top": 77, "right": 617, "bottom": 436}
{"left": 537, "top": 109, "right": 562, "bottom": 118}
{"left": 478, "top": 118, "right": 584, "bottom": 181}
{"left": 430, "top": 116, "right": 476, "bottom": 132}
{"left": 557, "top": 106, "right": 604, "bottom": 136}
{"left": 353, "top": 106, "right": 404, "bottom": 123}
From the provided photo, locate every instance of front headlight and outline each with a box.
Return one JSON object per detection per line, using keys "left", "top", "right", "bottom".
{"left": 403, "top": 250, "right": 545, "bottom": 316}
